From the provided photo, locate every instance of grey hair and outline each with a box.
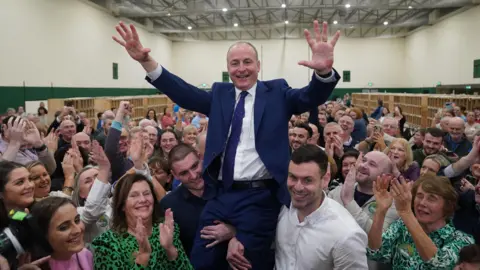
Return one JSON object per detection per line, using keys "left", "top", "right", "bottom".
{"left": 227, "top": 41, "right": 259, "bottom": 61}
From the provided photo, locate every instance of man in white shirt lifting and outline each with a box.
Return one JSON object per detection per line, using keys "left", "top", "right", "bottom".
{"left": 275, "top": 144, "right": 368, "bottom": 269}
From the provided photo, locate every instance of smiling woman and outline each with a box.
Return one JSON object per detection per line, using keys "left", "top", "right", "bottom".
{"left": 30, "top": 196, "right": 93, "bottom": 270}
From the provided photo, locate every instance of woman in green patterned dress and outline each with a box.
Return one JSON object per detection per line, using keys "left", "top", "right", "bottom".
{"left": 367, "top": 174, "right": 474, "bottom": 269}
{"left": 91, "top": 172, "right": 193, "bottom": 269}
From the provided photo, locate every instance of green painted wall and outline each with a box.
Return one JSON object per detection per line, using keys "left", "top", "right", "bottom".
{"left": 1, "top": 86, "right": 435, "bottom": 113}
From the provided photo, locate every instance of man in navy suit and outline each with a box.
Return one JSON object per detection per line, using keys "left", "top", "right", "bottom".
{"left": 113, "top": 20, "right": 340, "bottom": 269}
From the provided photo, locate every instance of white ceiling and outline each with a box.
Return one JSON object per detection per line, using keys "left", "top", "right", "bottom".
{"left": 92, "top": 0, "right": 479, "bottom": 40}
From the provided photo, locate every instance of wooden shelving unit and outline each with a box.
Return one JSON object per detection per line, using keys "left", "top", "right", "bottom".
{"left": 48, "top": 95, "right": 172, "bottom": 127}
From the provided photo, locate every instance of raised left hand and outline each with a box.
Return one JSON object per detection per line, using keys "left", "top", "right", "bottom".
{"left": 23, "top": 121, "right": 43, "bottom": 148}
{"left": 159, "top": 208, "right": 175, "bottom": 250}
{"left": 298, "top": 20, "right": 340, "bottom": 75}
{"left": 391, "top": 176, "right": 413, "bottom": 215}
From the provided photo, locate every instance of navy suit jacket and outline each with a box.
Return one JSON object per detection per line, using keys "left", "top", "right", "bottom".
{"left": 147, "top": 68, "right": 339, "bottom": 206}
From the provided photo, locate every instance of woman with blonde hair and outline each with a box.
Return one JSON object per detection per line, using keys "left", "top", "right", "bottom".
{"left": 384, "top": 138, "right": 420, "bottom": 181}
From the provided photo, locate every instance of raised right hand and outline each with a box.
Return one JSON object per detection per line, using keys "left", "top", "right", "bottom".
{"left": 113, "top": 22, "right": 151, "bottom": 63}
{"left": 7, "top": 117, "right": 25, "bottom": 144}
{"left": 133, "top": 217, "right": 151, "bottom": 266}
{"left": 373, "top": 174, "right": 393, "bottom": 212}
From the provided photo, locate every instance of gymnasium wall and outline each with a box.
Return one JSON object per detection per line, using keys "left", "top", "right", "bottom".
{"left": 405, "top": 5, "right": 480, "bottom": 88}
{"left": 0, "top": 0, "right": 172, "bottom": 111}
{"left": 0, "top": 0, "right": 477, "bottom": 113}
{"left": 171, "top": 37, "right": 407, "bottom": 89}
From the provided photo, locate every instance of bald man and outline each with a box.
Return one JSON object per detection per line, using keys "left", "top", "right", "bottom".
{"left": 73, "top": 132, "right": 92, "bottom": 153}
{"left": 445, "top": 117, "right": 472, "bottom": 158}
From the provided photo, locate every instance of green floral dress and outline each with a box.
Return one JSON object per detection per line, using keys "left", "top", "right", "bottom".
{"left": 91, "top": 223, "right": 193, "bottom": 270}
{"left": 367, "top": 219, "right": 474, "bottom": 269}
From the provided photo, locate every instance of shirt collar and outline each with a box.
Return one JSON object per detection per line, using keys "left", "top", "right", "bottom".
{"left": 235, "top": 83, "right": 257, "bottom": 100}
{"left": 343, "top": 136, "right": 353, "bottom": 146}
{"left": 289, "top": 191, "right": 329, "bottom": 226}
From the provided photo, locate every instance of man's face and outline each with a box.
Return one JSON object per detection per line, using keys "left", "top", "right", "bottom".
{"left": 453, "top": 106, "right": 461, "bottom": 116}
{"left": 128, "top": 121, "right": 136, "bottom": 129}
{"left": 326, "top": 104, "right": 333, "bottom": 114}
{"left": 60, "top": 120, "right": 76, "bottom": 141}
{"left": 290, "top": 127, "right": 309, "bottom": 151}
{"left": 423, "top": 133, "right": 443, "bottom": 155}
{"left": 103, "top": 119, "right": 113, "bottom": 133}
{"left": 420, "top": 158, "right": 440, "bottom": 176}
{"left": 449, "top": 118, "right": 465, "bottom": 142}
{"left": 287, "top": 161, "right": 327, "bottom": 211}
{"left": 323, "top": 125, "right": 343, "bottom": 144}
{"left": 119, "top": 129, "right": 129, "bottom": 153}
{"left": 318, "top": 114, "right": 327, "bottom": 127}
{"left": 382, "top": 118, "right": 399, "bottom": 137}
{"left": 334, "top": 110, "right": 345, "bottom": 122}
{"left": 227, "top": 43, "right": 260, "bottom": 91}
{"left": 338, "top": 116, "right": 354, "bottom": 137}
{"left": 73, "top": 133, "right": 91, "bottom": 152}
{"left": 171, "top": 152, "right": 204, "bottom": 192}
{"left": 413, "top": 131, "right": 424, "bottom": 146}
{"left": 145, "top": 126, "right": 158, "bottom": 146}
{"left": 356, "top": 151, "right": 391, "bottom": 185}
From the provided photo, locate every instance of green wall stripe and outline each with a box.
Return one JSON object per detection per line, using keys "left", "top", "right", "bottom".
{"left": 1, "top": 86, "right": 435, "bottom": 113}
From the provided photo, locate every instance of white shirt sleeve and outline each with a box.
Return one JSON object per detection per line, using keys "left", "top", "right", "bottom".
{"left": 147, "top": 65, "right": 163, "bottom": 82}
{"left": 314, "top": 70, "right": 337, "bottom": 83}
{"left": 80, "top": 179, "right": 111, "bottom": 225}
{"left": 332, "top": 231, "right": 369, "bottom": 270}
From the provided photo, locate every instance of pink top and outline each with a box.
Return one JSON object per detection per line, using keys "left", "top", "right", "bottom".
{"left": 49, "top": 248, "right": 93, "bottom": 270}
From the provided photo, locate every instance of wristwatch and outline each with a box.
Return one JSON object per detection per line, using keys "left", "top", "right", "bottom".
{"left": 62, "top": 186, "right": 74, "bottom": 195}
{"left": 34, "top": 144, "right": 47, "bottom": 152}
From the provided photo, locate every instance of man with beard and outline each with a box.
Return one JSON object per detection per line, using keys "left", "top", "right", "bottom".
{"left": 328, "top": 151, "right": 398, "bottom": 270}
{"left": 275, "top": 145, "right": 368, "bottom": 269}
{"left": 160, "top": 143, "right": 235, "bottom": 257}
{"left": 289, "top": 122, "right": 313, "bottom": 152}
{"left": 413, "top": 127, "right": 448, "bottom": 166}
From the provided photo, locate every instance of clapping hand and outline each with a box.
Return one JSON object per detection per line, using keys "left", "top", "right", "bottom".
{"left": 159, "top": 209, "right": 178, "bottom": 261}
{"left": 113, "top": 22, "right": 151, "bottom": 63}
{"left": 391, "top": 176, "right": 413, "bottom": 216}
{"left": 133, "top": 217, "right": 152, "bottom": 266}
{"left": 23, "top": 121, "right": 43, "bottom": 148}
{"left": 43, "top": 129, "right": 59, "bottom": 153}
{"left": 341, "top": 152, "right": 363, "bottom": 205}
{"left": 373, "top": 174, "right": 394, "bottom": 213}
{"left": 61, "top": 152, "right": 76, "bottom": 178}
{"left": 298, "top": 21, "right": 340, "bottom": 75}
{"left": 7, "top": 117, "right": 25, "bottom": 145}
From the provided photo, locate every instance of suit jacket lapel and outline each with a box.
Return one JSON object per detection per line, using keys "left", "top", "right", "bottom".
{"left": 254, "top": 81, "right": 268, "bottom": 137}
{"left": 222, "top": 86, "right": 236, "bottom": 132}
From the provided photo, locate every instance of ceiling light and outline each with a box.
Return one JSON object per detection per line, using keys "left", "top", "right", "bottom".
{"left": 167, "top": 13, "right": 171, "bottom": 16}
{"left": 333, "top": 20, "right": 338, "bottom": 24}
{"left": 345, "top": 4, "right": 351, "bottom": 8}
{"left": 234, "top": 23, "right": 238, "bottom": 27}
{"left": 187, "top": 26, "right": 192, "bottom": 30}
{"left": 408, "top": 6, "right": 413, "bottom": 9}
{"left": 281, "top": 3, "right": 286, "bottom": 8}
{"left": 222, "top": 8, "right": 228, "bottom": 12}
{"left": 383, "top": 21, "right": 389, "bottom": 25}
{"left": 285, "top": 20, "right": 289, "bottom": 24}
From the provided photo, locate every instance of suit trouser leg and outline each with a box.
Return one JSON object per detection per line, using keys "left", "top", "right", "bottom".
{"left": 190, "top": 187, "right": 281, "bottom": 270}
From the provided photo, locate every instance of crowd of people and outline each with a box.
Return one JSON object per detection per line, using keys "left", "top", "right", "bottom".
{"left": 1, "top": 20, "right": 480, "bottom": 270}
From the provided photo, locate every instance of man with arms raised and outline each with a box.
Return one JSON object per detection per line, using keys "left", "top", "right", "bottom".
{"left": 113, "top": 20, "right": 340, "bottom": 269}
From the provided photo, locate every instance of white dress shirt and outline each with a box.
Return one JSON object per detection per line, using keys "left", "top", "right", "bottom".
{"left": 275, "top": 195, "right": 369, "bottom": 270}
{"left": 148, "top": 65, "right": 337, "bottom": 181}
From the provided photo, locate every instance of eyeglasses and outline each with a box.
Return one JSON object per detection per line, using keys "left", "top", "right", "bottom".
{"left": 382, "top": 124, "right": 398, "bottom": 129}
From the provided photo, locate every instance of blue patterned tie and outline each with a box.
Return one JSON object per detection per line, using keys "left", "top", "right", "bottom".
{"left": 222, "top": 91, "right": 248, "bottom": 190}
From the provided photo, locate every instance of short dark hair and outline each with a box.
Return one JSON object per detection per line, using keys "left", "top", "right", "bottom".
{"left": 458, "top": 244, "right": 480, "bottom": 264}
{"left": 290, "top": 144, "right": 329, "bottom": 177}
{"left": 426, "top": 127, "right": 445, "bottom": 140}
{"left": 168, "top": 143, "right": 198, "bottom": 172}
{"left": 293, "top": 122, "right": 313, "bottom": 138}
